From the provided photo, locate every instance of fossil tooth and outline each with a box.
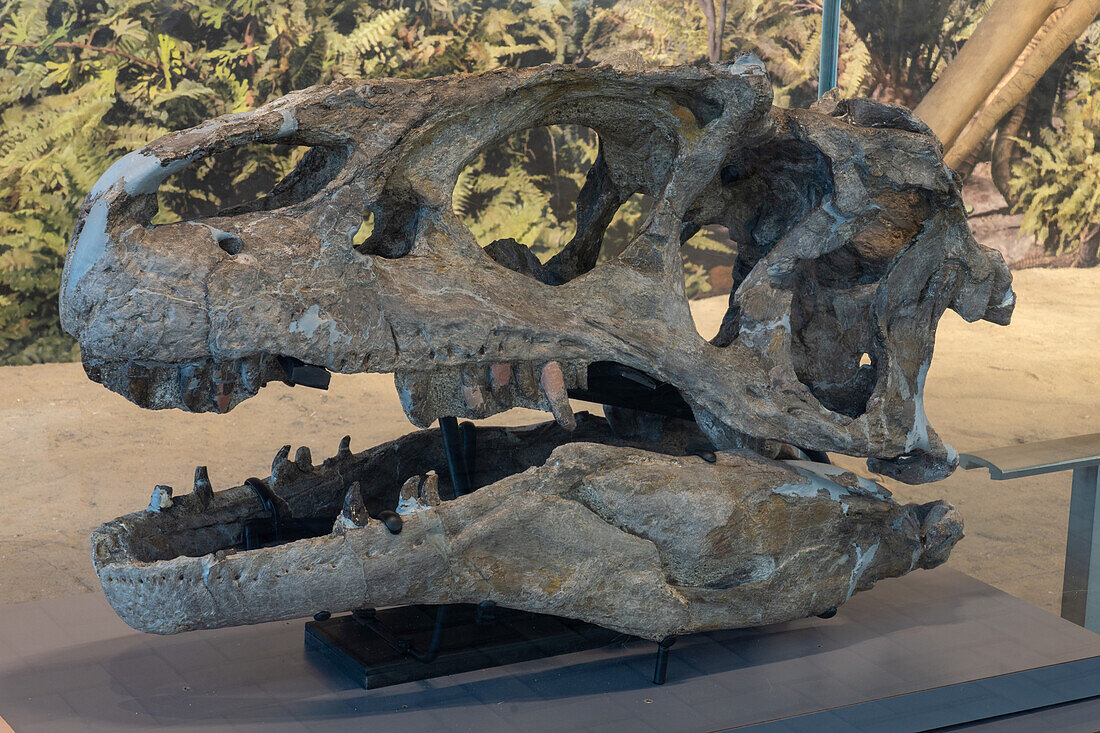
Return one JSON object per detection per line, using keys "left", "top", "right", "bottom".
{"left": 335, "top": 481, "right": 369, "bottom": 530}
{"left": 397, "top": 476, "right": 423, "bottom": 514}
{"left": 397, "top": 471, "right": 441, "bottom": 515}
{"left": 178, "top": 363, "right": 209, "bottom": 413}
{"left": 294, "top": 446, "right": 313, "bottom": 472}
{"left": 238, "top": 355, "right": 264, "bottom": 392}
{"left": 461, "top": 383, "right": 486, "bottom": 414}
{"left": 272, "top": 444, "right": 291, "bottom": 472}
{"left": 337, "top": 435, "right": 352, "bottom": 459}
{"left": 193, "top": 466, "right": 213, "bottom": 508}
{"left": 418, "top": 471, "right": 442, "bottom": 506}
{"left": 215, "top": 383, "right": 231, "bottom": 413}
{"left": 148, "top": 485, "right": 173, "bottom": 512}
{"left": 394, "top": 370, "right": 448, "bottom": 428}
{"left": 540, "top": 361, "right": 576, "bottom": 430}
{"left": 125, "top": 362, "right": 152, "bottom": 407}
{"left": 490, "top": 363, "right": 513, "bottom": 392}
{"left": 514, "top": 362, "right": 540, "bottom": 401}
{"left": 270, "top": 444, "right": 300, "bottom": 486}
{"left": 574, "top": 362, "right": 589, "bottom": 391}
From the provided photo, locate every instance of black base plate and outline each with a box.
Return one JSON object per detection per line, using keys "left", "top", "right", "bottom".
{"left": 305, "top": 604, "right": 629, "bottom": 689}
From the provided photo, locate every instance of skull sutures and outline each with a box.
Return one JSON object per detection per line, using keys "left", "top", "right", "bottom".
{"left": 61, "top": 59, "right": 1011, "bottom": 639}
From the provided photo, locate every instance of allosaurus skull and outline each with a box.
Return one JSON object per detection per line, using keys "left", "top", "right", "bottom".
{"left": 64, "top": 59, "right": 1007, "bottom": 637}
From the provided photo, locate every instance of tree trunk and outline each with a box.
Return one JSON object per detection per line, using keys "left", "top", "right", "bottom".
{"left": 943, "top": 0, "right": 1100, "bottom": 170}
{"left": 697, "top": 0, "right": 716, "bottom": 63}
{"left": 715, "top": 0, "right": 726, "bottom": 63}
{"left": 990, "top": 100, "right": 1029, "bottom": 207}
{"left": 1076, "top": 226, "right": 1100, "bottom": 267}
{"left": 914, "top": 0, "right": 1065, "bottom": 151}
{"left": 696, "top": 0, "right": 726, "bottom": 63}
{"left": 949, "top": 140, "right": 984, "bottom": 181}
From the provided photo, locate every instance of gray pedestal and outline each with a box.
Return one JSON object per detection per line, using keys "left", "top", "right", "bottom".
{"left": 1, "top": 568, "right": 1099, "bottom": 732}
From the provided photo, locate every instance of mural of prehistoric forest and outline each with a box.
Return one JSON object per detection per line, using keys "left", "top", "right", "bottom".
{"left": 1, "top": 0, "right": 1098, "bottom": 364}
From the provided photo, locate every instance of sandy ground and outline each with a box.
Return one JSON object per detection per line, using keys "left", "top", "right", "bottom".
{"left": 2, "top": 268, "right": 1098, "bottom": 618}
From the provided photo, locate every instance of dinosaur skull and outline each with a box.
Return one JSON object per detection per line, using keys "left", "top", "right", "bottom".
{"left": 64, "top": 60, "right": 1008, "bottom": 637}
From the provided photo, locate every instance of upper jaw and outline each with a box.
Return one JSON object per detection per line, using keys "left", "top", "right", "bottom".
{"left": 60, "top": 63, "right": 1013, "bottom": 485}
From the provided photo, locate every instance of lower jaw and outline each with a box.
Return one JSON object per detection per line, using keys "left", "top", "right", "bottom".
{"left": 89, "top": 410, "right": 961, "bottom": 641}
{"left": 90, "top": 412, "right": 707, "bottom": 630}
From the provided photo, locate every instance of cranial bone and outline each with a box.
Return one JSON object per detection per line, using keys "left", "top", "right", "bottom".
{"left": 65, "top": 59, "right": 1009, "bottom": 637}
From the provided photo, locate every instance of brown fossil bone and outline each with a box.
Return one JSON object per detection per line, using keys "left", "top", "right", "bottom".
{"left": 66, "top": 58, "right": 1006, "bottom": 637}
{"left": 92, "top": 415, "right": 961, "bottom": 639}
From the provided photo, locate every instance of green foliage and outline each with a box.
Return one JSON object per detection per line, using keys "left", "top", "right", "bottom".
{"left": 456, "top": 125, "right": 600, "bottom": 258}
{"left": 1010, "top": 24, "right": 1100, "bottom": 256}
{"left": 843, "top": 0, "right": 989, "bottom": 106}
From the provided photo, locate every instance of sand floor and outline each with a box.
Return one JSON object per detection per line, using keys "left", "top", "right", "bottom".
{"left": 2, "top": 268, "right": 1098, "bottom": 617}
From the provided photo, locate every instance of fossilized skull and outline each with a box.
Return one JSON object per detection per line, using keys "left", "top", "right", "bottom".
{"left": 63, "top": 59, "right": 1009, "bottom": 639}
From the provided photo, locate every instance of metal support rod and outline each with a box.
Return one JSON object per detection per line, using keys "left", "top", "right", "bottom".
{"left": 354, "top": 606, "right": 451, "bottom": 664}
{"left": 818, "top": 0, "right": 841, "bottom": 98}
{"left": 460, "top": 420, "right": 477, "bottom": 492}
{"left": 652, "top": 636, "right": 676, "bottom": 685}
{"left": 244, "top": 477, "right": 280, "bottom": 546}
{"left": 439, "top": 416, "right": 472, "bottom": 497}
{"left": 1062, "top": 465, "right": 1100, "bottom": 629}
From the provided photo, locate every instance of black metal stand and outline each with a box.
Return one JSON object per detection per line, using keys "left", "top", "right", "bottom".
{"left": 439, "top": 416, "right": 477, "bottom": 497}
{"left": 305, "top": 603, "right": 627, "bottom": 689}
{"left": 653, "top": 636, "right": 676, "bottom": 685}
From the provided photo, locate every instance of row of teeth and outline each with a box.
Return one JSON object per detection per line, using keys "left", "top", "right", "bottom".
{"left": 141, "top": 433, "right": 459, "bottom": 542}
{"left": 84, "top": 354, "right": 590, "bottom": 427}
{"left": 395, "top": 360, "right": 588, "bottom": 431}
{"left": 145, "top": 435, "right": 352, "bottom": 514}
{"left": 82, "top": 354, "right": 283, "bottom": 413}
{"left": 334, "top": 471, "right": 443, "bottom": 532}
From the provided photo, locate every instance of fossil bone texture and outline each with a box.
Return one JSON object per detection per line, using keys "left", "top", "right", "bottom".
{"left": 64, "top": 59, "right": 1010, "bottom": 638}
{"left": 93, "top": 415, "right": 962, "bottom": 639}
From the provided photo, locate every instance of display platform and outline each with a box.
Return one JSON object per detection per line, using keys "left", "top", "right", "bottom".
{"left": 1, "top": 568, "right": 1099, "bottom": 732}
